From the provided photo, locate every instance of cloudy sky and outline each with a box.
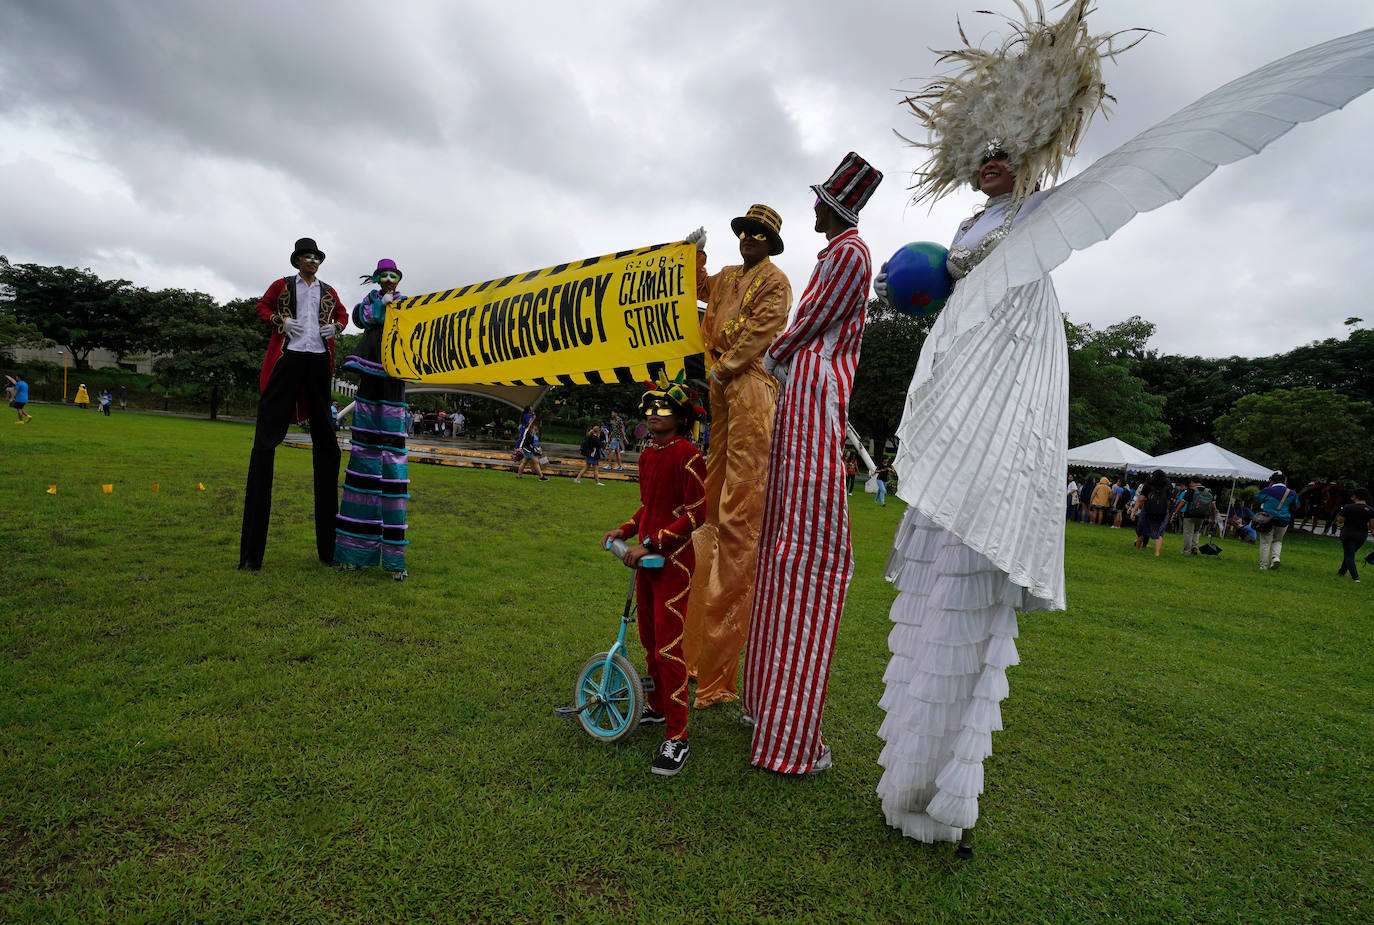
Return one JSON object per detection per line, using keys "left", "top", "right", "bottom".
{"left": 2, "top": 0, "right": 1370, "bottom": 358}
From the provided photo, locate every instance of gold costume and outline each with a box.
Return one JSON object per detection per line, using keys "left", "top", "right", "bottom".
{"left": 684, "top": 249, "right": 791, "bottom": 706}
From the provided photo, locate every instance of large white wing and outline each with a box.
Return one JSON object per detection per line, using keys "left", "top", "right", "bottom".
{"left": 957, "top": 28, "right": 1374, "bottom": 312}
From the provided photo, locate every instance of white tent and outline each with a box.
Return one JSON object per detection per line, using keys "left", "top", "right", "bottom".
{"left": 1066, "top": 436, "right": 1153, "bottom": 470}
{"left": 1139, "top": 442, "right": 1275, "bottom": 528}
{"left": 1140, "top": 442, "right": 1273, "bottom": 481}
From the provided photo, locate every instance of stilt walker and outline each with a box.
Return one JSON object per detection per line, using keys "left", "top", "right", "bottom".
{"left": 681, "top": 205, "right": 792, "bottom": 708}
{"left": 239, "top": 237, "right": 348, "bottom": 571}
{"left": 334, "top": 259, "right": 411, "bottom": 579}
{"left": 743, "top": 153, "right": 881, "bottom": 774}
{"left": 874, "top": 3, "right": 1374, "bottom": 846}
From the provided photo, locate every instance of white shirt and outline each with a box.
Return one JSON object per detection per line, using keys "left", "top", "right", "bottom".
{"left": 286, "top": 274, "right": 327, "bottom": 353}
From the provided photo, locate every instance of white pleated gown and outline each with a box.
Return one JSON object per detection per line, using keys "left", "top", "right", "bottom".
{"left": 872, "top": 26, "right": 1374, "bottom": 842}
{"left": 877, "top": 215, "right": 1068, "bottom": 842}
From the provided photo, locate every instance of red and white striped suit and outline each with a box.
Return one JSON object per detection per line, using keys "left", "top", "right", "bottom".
{"left": 744, "top": 228, "right": 872, "bottom": 773}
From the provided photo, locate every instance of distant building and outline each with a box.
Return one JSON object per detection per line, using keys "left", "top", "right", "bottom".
{"left": 6, "top": 345, "right": 157, "bottom": 374}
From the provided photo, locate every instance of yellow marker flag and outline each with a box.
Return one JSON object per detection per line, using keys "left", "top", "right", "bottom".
{"left": 102, "top": 484, "right": 114, "bottom": 493}
{"left": 197, "top": 482, "right": 206, "bottom": 491}
{"left": 46, "top": 485, "right": 57, "bottom": 495}
{"left": 382, "top": 241, "right": 705, "bottom": 386}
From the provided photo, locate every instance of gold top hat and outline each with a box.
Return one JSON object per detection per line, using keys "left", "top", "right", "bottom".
{"left": 729, "top": 203, "right": 784, "bottom": 256}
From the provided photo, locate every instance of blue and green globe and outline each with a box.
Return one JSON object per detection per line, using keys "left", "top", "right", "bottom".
{"left": 885, "top": 241, "right": 953, "bottom": 317}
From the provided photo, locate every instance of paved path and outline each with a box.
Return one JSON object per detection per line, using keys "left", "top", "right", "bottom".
{"left": 283, "top": 432, "right": 644, "bottom": 481}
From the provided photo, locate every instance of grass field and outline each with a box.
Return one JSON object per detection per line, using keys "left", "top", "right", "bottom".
{"left": 2, "top": 406, "right": 1370, "bottom": 923}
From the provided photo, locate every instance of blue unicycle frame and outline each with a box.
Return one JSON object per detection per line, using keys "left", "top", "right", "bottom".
{"left": 556, "top": 539, "right": 662, "bottom": 743}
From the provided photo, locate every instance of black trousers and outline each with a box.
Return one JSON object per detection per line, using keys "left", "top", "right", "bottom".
{"left": 1337, "top": 534, "right": 1366, "bottom": 580}
{"left": 239, "top": 350, "right": 341, "bottom": 569}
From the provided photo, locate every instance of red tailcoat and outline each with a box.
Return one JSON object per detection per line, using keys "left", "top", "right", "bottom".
{"left": 256, "top": 276, "right": 348, "bottom": 423}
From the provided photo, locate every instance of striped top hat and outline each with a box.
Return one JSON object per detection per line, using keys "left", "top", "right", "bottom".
{"left": 811, "top": 152, "right": 883, "bottom": 225}
{"left": 729, "top": 203, "right": 785, "bottom": 255}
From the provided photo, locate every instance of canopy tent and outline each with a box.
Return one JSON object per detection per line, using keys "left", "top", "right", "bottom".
{"left": 1139, "top": 442, "right": 1275, "bottom": 530}
{"left": 1140, "top": 442, "right": 1273, "bottom": 481}
{"left": 1066, "top": 437, "right": 1153, "bottom": 470}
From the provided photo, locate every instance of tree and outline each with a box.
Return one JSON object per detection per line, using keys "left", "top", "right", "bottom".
{"left": 850, "top": 299, "right": 937, "bottom": 458}
{"left": 150, "top": 293, "right": 269, "bottom": 419}
{"left": 1214, "top": 387, "right": 1374, "bottom": 485}
{"left": 0, "top": 259, "right": 155, "bottom": 368}
{"left": 1065, "top": 316, "right": 1170, "bottom": 452}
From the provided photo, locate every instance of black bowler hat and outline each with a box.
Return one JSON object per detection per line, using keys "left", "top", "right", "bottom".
{"left": 290, "top": 237, "right": 326, "bottom": 268}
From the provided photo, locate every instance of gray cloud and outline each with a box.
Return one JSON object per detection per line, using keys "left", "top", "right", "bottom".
{"left": 1, "top": 0, "right": 1371, "bottom": 358}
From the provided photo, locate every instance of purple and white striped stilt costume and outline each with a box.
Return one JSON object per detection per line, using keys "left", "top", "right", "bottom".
{"left": 334, "top": 288, "right": 410, "bottom": 572}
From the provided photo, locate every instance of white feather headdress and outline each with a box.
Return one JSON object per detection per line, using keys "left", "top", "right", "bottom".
{"left": 900, "top": 0, "right": 1150, "bottom": 206}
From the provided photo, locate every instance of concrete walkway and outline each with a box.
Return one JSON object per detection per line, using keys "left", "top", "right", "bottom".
{"left": 282, "top": 432, "right": 644, "bottom": 481}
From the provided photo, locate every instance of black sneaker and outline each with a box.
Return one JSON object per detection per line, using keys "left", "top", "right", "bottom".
{"left": 1270, "top": 559, "right": 1281, "bottom": 571}
{"left": 651, "top": 739, "right": 689, "bottom": 776}
{"left": 640, "top": 709, "right": 666, "bottom": 726}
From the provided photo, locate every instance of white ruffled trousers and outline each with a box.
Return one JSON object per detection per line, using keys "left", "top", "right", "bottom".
{"left": 876, "top": 507, "right": 1026, "bottom": 842}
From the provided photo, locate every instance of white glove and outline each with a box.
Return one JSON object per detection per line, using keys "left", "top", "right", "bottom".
{"left": 873, "top": 261, "right": 890, "bottom": 303}
{"left": 381, "top": 292, "right": 401, "bottom": 304}
{"left": 685, "top": 227, "right": 707, "bottom": 251}
{"left": 319, "top": 323, "right": 337, "bottom": 341}
{"left": 762, "top": 353, "right": 789, "bottom": 386}
{"left": 282, "top": 315, "right": 308, "bottom": 341}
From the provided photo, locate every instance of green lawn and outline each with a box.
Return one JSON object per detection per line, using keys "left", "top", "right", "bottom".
{"left": 2, "top": 407, "right": 1370, "bottom": 923}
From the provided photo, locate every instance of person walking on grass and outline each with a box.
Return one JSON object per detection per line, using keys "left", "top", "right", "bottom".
{"left": 574, "top": 423, "right": 606, "bottom": 485}
{"left": 11, "top": 374, "right": 32, "bottom": 423}
{"left": 606, "top": 411, "right": 627, "bottom": 470}
{"left": 1173, "top": 477, "right": 1216, "bottom": 555}
{"left": 1133, "top": 470, "right": 1172, "bottom": 557}
{"left": 1335, "top": 487, "right": 1373, "bottom": 583}
{"left": 98, "top": 388, "right": 112, "bottom": 416}
{"left": 514, "top": 421, "right": 548, "bottom": 481}
{"left": 1255, "top": 471, "right": 1300, "bottom": 571}
{"left": 74, "top": 383, "right": 89, "bottom": 408}
{"left": 119, "top": 384, "right": 128, "bottom": 411}
{"left": 602, "top": 374, "right": 707, "bottom": 777}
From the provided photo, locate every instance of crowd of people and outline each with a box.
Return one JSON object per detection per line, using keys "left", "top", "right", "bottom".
{"left": 1066, "top": 469, "right": 1373, "bottom": 576}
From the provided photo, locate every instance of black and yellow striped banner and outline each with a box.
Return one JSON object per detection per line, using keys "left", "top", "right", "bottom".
{"left": 380, "top": 241, "right": 705, "bottom": 386}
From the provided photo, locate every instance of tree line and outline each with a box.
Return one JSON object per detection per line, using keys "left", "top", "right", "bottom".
{"left": 851, "top": 300, "right": 1374, "bottom": 487}
{"left": 4, "top": 257, "right": 1371, "bottom": 484}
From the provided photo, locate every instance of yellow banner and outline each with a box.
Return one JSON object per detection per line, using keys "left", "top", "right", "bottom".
{"left": 380, "top": 241, "right": 705, "bottom": 386}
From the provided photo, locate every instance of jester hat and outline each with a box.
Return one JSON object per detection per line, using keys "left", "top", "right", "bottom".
{"left": 638, "top": 370, "right": 705, "bottom": 423}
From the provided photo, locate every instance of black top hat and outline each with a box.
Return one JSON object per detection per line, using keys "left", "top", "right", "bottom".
{"left": 729, "top": 204, "right": 785, "bottom": 256}
{"left": 290, "top": 237, "right": 326, "bottom": 268}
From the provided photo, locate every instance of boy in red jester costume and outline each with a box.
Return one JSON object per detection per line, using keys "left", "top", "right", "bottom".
{"left": 602, "top": 372, "right": 707, "bottom": 776}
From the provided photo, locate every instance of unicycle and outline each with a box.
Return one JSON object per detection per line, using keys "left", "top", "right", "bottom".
{"left": 554, "top": 539, "right": 663, "bottom": 743}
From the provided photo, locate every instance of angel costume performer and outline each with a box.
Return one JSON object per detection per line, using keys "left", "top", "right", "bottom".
{"left": 684, "top": 204, "right": 792, "bottom": 708}
{"left": 334, "top": 259, "right": 410, "bottom": 577}
{"left": 876, "top": 2, "right": 1374, "bottom": 844}
{"left": 744, "top": 153, "right": 881, "bottom": 774}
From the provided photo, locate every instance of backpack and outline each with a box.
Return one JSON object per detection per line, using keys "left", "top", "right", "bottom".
{"left": 1186, "top": 487, "right": 1214, "bottom": 518}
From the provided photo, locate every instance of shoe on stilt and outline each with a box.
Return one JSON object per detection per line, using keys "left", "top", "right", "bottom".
{"left": 640, "top": 709, "right": 666, "bottom": 726}
{"left": 807, "top": 744, "right": 833, "bottom": 775}
{"left": 392, "top": 570, "right": 408, "bottom": 582}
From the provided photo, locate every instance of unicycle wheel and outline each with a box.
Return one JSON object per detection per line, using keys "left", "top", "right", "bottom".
{"left": 575, "top": 651, "right": 644, "bottom": 743}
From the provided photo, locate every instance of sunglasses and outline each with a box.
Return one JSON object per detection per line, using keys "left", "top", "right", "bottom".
{"left": 644, "top": 405, "right": 678, "bottom": 418}
{"left": 738, "top": 231, "right": 769, "bottom": 242}
{"left": 299, "top": 254, "right": 321, "bottom": 263}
